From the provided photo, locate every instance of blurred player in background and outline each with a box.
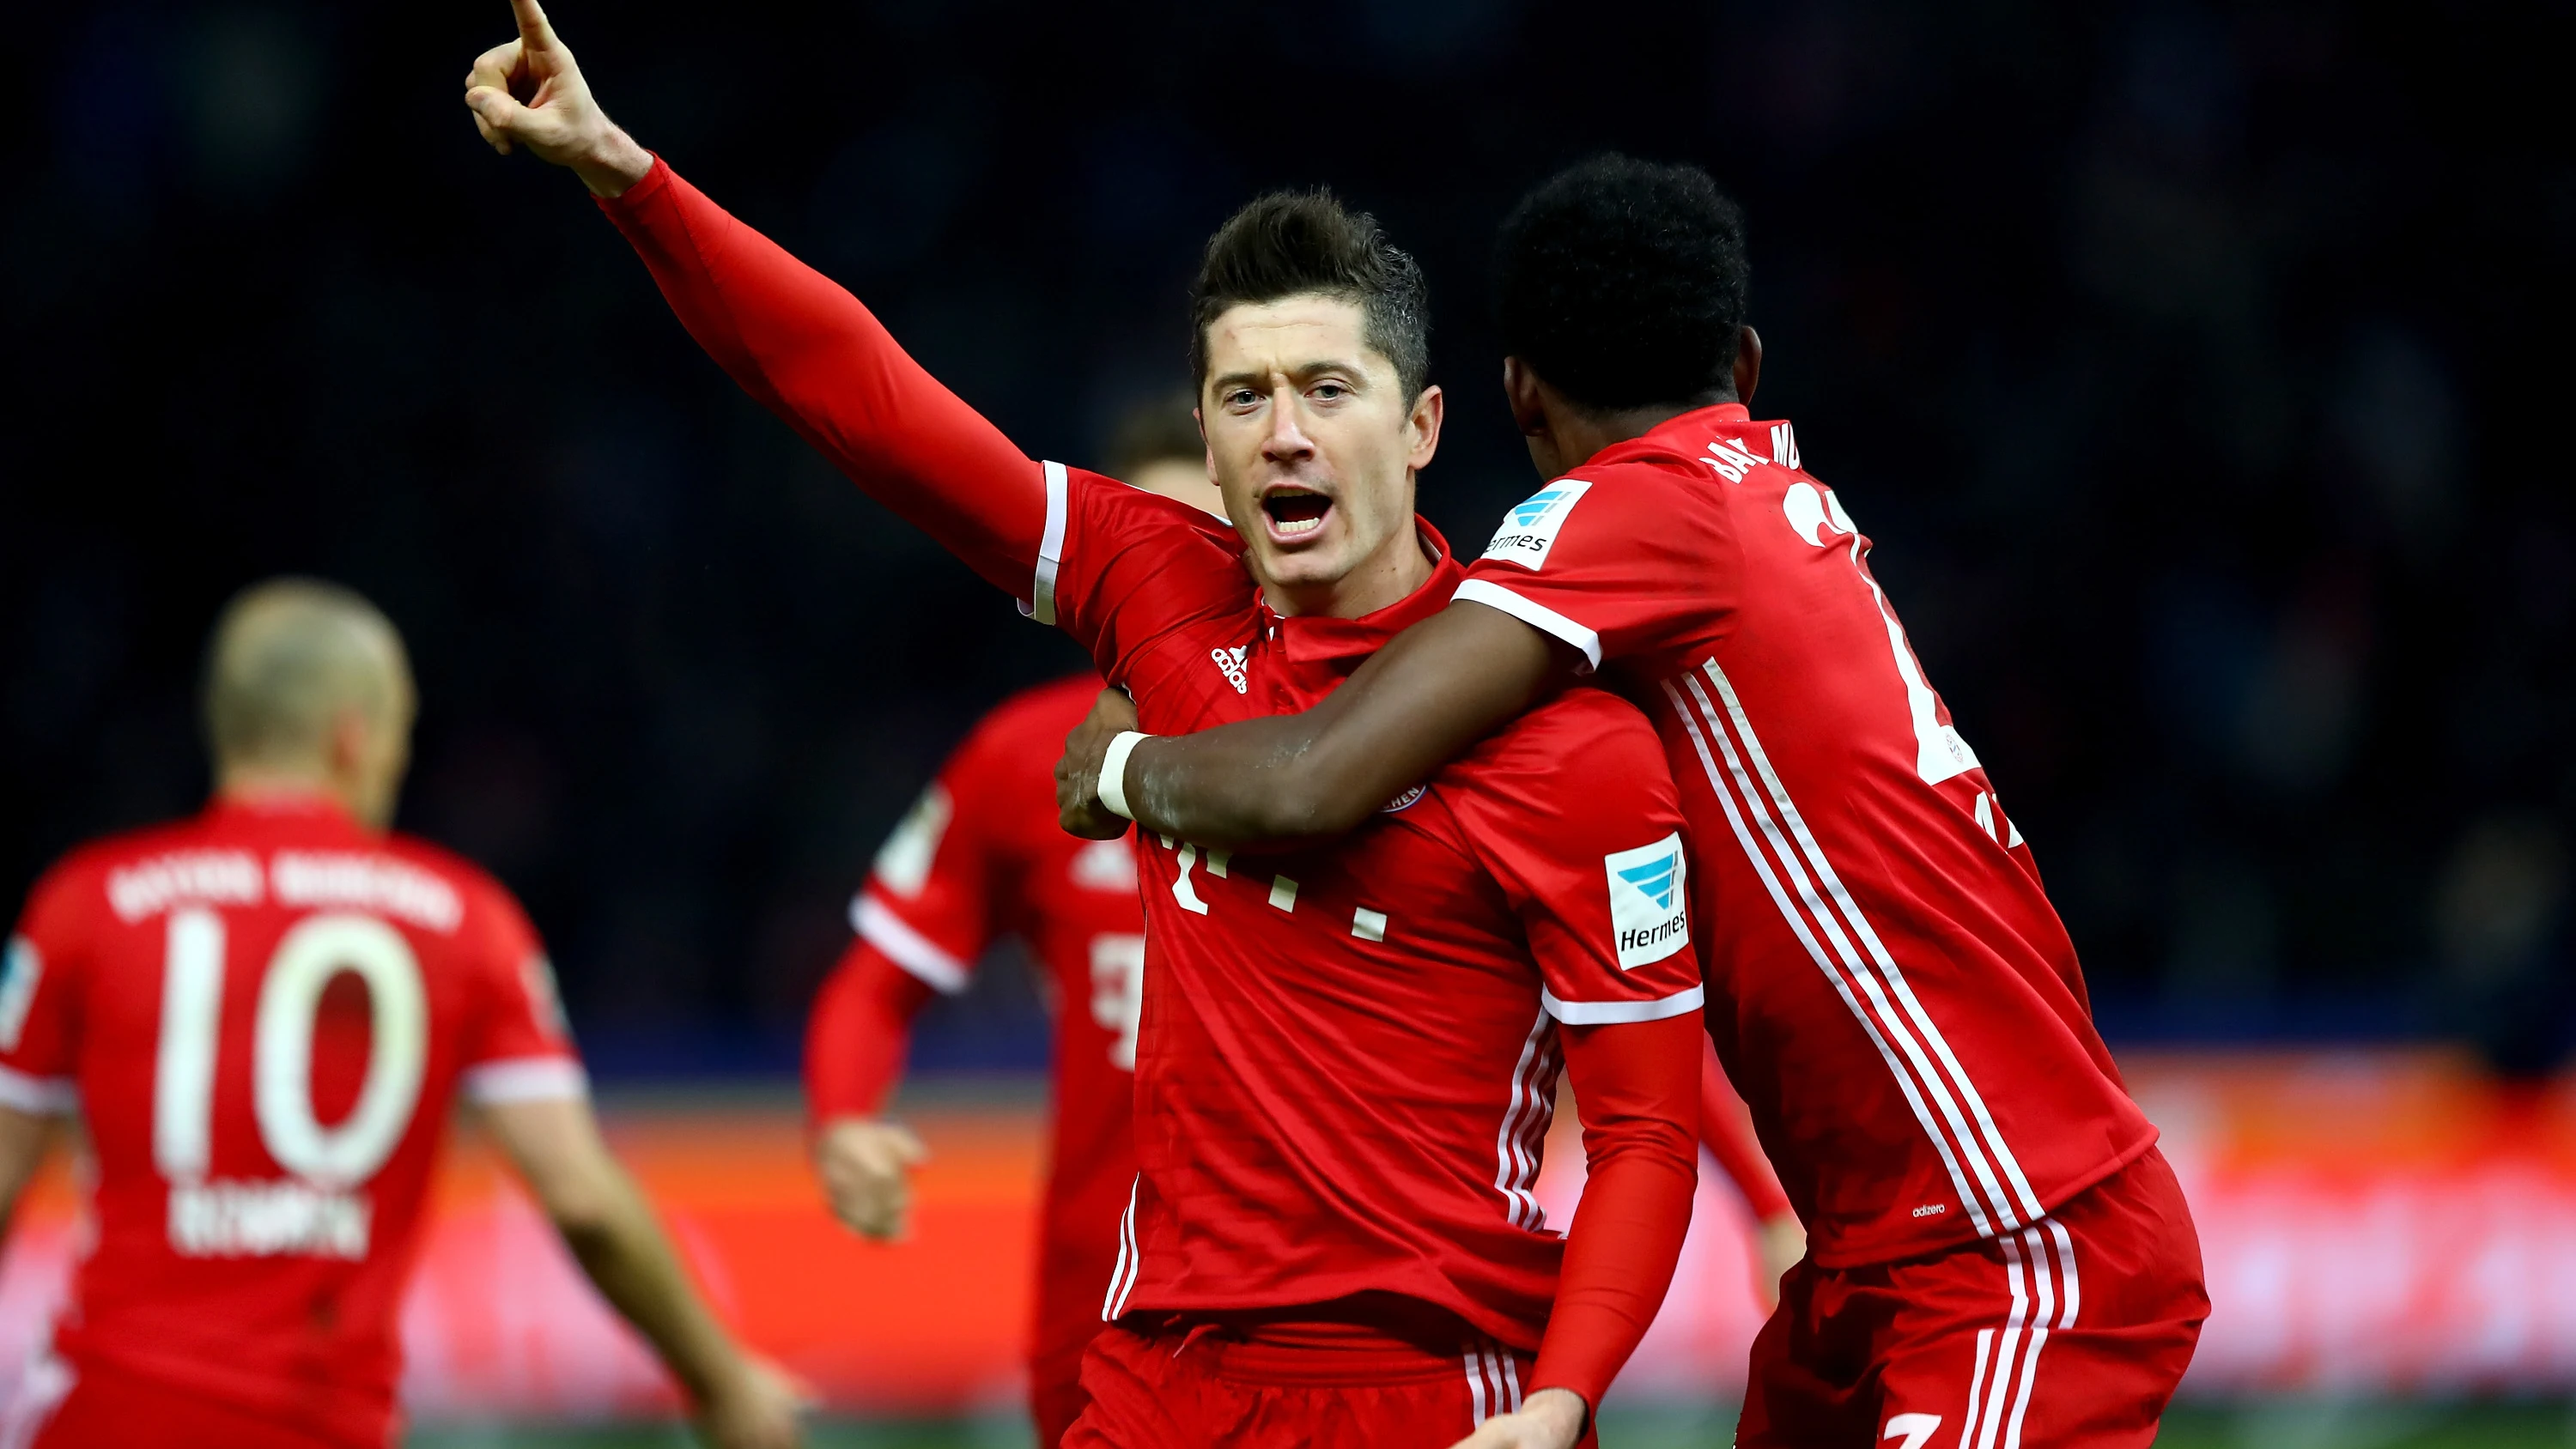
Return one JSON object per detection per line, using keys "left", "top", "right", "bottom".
{"left": 1066, "top": 157, "right": 2208, "bottom": 1446}
{"left": 463, "top": 10, "right": 1704, "bottom": 1446}
{"left": 803, "top": 397, "right": 1219, "bottom": 1448}
{"left": 0, "top": 580, "right": 800, "bottom": 1449}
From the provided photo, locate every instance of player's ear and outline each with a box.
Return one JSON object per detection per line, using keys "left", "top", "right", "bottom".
{"left": 1733, "top": 325, "right": 1763, "bottom": 409}
{"left": 1502, "top": 357, "right": 1547, "bottom": 437}
{"left": 1406, "top": 384, "right": 1443, "bottom": 472}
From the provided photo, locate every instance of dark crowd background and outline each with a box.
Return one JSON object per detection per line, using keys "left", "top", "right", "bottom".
{"left": 3, "top": 2, "right": 2567, "bottom": 1078}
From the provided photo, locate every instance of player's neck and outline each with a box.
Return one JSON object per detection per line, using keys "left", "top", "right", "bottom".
{"left": 214, "top": 767, "right": 359, "bottom": 825}
{"left": 1552, "top": 391, "right": 1735, "bottom": 472}
{"left": 1258, "top": 521, "right": 1437, "bottom": 621}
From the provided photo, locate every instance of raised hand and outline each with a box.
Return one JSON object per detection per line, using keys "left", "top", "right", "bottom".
{"left": 1056, "top": 688, "right": 1141, "bottom": 840}
{"left": 462, "top": 0, "right": 653, "bottom": 197}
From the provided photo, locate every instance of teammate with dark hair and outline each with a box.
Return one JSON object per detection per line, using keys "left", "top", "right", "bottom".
{"left": 465, "top": 11, "right": 1703, "bottom": 1448}
{"left": 1062, "top": 154, "right": 2209, "bottom": 1446}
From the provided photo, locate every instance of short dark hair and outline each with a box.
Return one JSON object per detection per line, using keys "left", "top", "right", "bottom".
{"left": 1493, "top": 155, "right": 1750, "bottom": 412}
{"left": 1106, "top": 387, "right": 1205, "bottom": 477}
{"left": 1189, "top": 191, "right": 1431, "bottom": 403}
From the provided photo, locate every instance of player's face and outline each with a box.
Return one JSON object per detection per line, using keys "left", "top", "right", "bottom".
{"left": 1199, "top": 295, "right": 1443, "bottom": 614}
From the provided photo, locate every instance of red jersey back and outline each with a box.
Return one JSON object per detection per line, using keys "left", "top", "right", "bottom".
{"left": 1036, "top": 474, "right": 1704, "bottom": 1352}
{"left": 0, "top": 797, "right": 584, "bottom": 1445}
{"left": 1458, "top": 403, "right": 2158, "bottom": 1268}
{"left": 848, "top": 673, "right": 1142, "bottom": 1360}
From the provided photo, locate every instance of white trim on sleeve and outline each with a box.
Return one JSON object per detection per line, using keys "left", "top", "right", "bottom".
{"left": 853, "top": 895, "right": 973, "bottom": 996}
{"left": 1540, "top": 984, "right": 1705, "bottom": 1025}
{"left": 1020, "top": 460, "right": 1071, "bottom": 626}
{"left": 1452, "top": 579, "right": 1602, "bottom": 672}
{"left": 0, "top": 1063, "right": 76, "bottom": 1117}
{"left": 460, "top": 1057, "right": 591, "bottom": 1105}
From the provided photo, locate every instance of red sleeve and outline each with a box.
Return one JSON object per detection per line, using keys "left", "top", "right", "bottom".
{"left": 805, "top": 712, "right": 1021, "bottom": 1125}
{"left": 1700, "top": 1040, "right": 1791, "bottom": 1221}
{"left": 1530, "top": 1012, "right": 1701, "bottom": 1410}
{"left": 1448, "top": 694, "right": 1704, "bottom": 1027}
{"left": 1455, "top": 464, "right": 1734, "bottom": 672}
{"left": 456, "top": 883, "right": 588, "bottom": 1106}
{"left": 0, "top": 860, "right": 93, "bottom": 1116}
{"left": 803, "top": 941, "right": 941, "bottom": 1126}
{"left": 597, "top": 158, "right": 1051, "bottom": 603}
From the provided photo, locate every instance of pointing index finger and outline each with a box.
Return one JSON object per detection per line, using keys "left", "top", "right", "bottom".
{"left": 509, "top": 0, "right": 557, "bottom": 51}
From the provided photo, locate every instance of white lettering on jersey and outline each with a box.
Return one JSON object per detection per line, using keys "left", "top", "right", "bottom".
{"left": 1702, "top": 436, "right": 1767, "bottom": 483}
{"left": 1211, "top": 646, "right": 1249, "bottom": 694}
{"left": 168, "top": 1179, "right": 372, "bottom": 1259}
{"left": 270, "top": 852, "right": 463, "bottom": 933}
{"left": 1481, "top": 479, "right": 1593, "bottom": 571}
{"left": 1881, "top": 1413, "right": 1941, "bottom": 1449}
{"left": 1603, "top": 834, "right": 1691, "bottom": 969}
{"left": 1770, "top": 421, "right": 1801, "bottom": 469}
{"left": 107, "top": 851, "right": 264, "bottom": 922}
{"left": 873, "top": 784, "right": 952, "bottom": 898}
{"left": 0, "top": 938, "right": 39, "bottom": 1052}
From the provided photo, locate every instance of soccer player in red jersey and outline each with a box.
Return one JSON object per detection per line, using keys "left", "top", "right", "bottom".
{"left": 1063, "top": 158, "right": 2211, "bottom": 1446}
{"left": 803, "top": 416, "right": 1220, "bottom": 1448}
{"left": 0, "top": 581, "right": 801, "bottom": 1449}
{"left": 463, "top": 10, "right": 1702, "bottom": 1446}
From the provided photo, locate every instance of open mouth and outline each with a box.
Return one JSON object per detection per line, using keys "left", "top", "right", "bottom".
{"left": 1261, "top": 488, "right": 1333, "bottom": 540}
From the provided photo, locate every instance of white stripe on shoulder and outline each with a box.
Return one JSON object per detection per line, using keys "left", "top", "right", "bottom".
{"left": 0, "top": 1064, "right": 76, "bottom": 1117}
{"left": 854, "top": 897, "right": 972, "bottom": 995}
{"left": 460, "top": 1056, "right": 590, "bottom": 1105}
{"left": 1451, "top": 579, "right": 1601, "bottom": 671}
{"left": 1021, "top": 459, "right": 1071, "bottom": 627}
{"left": 1540, "top": 984, "right": 1705, "bottom": 1025}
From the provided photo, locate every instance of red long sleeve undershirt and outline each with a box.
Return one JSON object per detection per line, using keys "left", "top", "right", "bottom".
{"left": 1700, "top": 1040, "right": 1794, "bottom": 1221}
{"left": 803, "top": 937, "right": 939, "bottom": 1129}
{"left": 600, "top": 155, "right": 1700, "bottom": 1413}
{"left": 1530, "top": 1013, "right": 1703, "bottom": 1410}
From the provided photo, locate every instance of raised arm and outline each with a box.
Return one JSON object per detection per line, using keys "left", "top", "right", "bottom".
{"left": 1060, "top": 597, "right": 1569, "bottom": 846}
{"left": 463, "top": 0, "right": 1048, "bottom": 598}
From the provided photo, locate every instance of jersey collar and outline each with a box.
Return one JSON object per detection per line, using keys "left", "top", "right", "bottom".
{"left": 1261, "top": 519, "right": 1463, "bottom": 665}
{"left": 1589, "top": 401, "right": 1756, "bottom": 470}
{"left": 206, "top": 788, "right": 361, "bottom": 830}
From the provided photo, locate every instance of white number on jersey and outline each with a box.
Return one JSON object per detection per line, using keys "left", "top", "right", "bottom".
{"left": 1088, "top": 933, "right": 1145, "bottom": 1070}
{"left": 155, "top": 907, "right": 429, "bottom": 1191}
{"left": 1785, "top": 481, "right": 1983, "bottom": 785}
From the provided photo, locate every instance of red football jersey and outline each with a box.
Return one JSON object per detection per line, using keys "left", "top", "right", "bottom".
{"left": 829, "top": 673, "right": 1143, "bottom": 1369}
{"left": 599, "top": 158, "right": 1706, "bottom": 1408}
{"left": 1457, "top": 402, "right": 2159, "bottom": 1267}
{"left": 1033, "top": 481, "right": 1702, "bottom": 1349}
{"left": 0, "top": 796, "right": 585, "bottom": 1446}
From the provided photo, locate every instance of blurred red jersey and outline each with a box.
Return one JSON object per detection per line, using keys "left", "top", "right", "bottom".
{"left": 805, "top": 674, "right": 1142, "bottom": 1427}
{"left": 0, "top": 796, "right": 585, "bottom": 1447}
{"left": 1458, "top": 403, "right": 2161, "bottom": 1268}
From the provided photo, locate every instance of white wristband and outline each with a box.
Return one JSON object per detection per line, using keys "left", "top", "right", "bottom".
{"left": 1097, "top": 731, "right": 1153, "bottom": 822}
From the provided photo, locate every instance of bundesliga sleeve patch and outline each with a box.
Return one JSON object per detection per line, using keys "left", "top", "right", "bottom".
{"left": 1604, "top": 834, "right": 1691, "bottom": 969}
{"left": 1479, "top": 478, "right": 1592, "bottom": 571}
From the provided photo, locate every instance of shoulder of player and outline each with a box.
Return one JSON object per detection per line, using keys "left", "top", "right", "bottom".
{"left": 376, "top": 834, "right": 530, "bottom": 931}
{"left": 26, "top": 818, "right": 207, "bottom": 905}
{"left": 1069, "top": 468, "right": 1236, "bottom": 553}
{"left": 1439, "top": 687, "right": 1670, "bottom": 797}
{"left": 975, "top": 672, "right": 1108, "bottom": 748}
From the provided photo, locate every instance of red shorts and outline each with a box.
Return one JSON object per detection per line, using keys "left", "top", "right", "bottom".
{"left": 1740, "top": 1148, "right": 2208, "bottom": 1449}
{"left": 1065, "top": 1313, "right": 1596, "bottom": 1449}
{"left": 4, "top": 1350, "right": 363, "bottom": 1449}
{"left": 1030, "top": 1332, "right": 1094, "bottom": 1449}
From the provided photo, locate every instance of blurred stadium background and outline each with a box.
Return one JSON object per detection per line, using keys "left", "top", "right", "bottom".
{"left": 2, "top": 0, "right": 2565, "bottom": 1444}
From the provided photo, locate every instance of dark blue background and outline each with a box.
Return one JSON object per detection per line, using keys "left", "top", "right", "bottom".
{"left": 3, "top": 1, "right": 2566, "bottom": 1076}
